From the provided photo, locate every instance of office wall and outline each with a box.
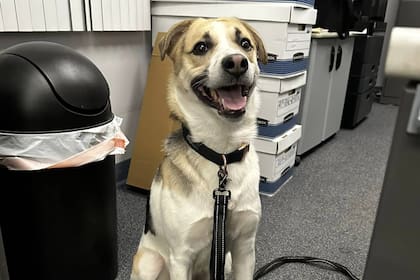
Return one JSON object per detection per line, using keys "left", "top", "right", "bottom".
{"left": 0, "top": 31, "right": 152, "bottom": 162}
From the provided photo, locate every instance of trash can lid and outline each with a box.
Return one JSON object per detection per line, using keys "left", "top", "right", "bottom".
{"left": 0, "top": 41, "right": 113, "bottom": 133}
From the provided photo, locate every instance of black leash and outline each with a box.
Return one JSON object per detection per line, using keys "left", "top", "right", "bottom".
{"left": 210, "top": 163, "right": 230, "bottom": 280}
{"left": 253, "top": 256, "right": 360, "bottom": 280}
{"left": 182, "top": 125, "right": 360, "bottom": 280}
{"left": 182, "top": 125, "right": 249, "bottom": 280}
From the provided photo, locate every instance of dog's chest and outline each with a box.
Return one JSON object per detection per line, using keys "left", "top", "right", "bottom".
{"left": 162, "top": 147, "right": 261, "bottom": 254}
{"left": 187, "top": 207, "right": 259, "bottom": 251}
{"left": 187, "top": 177, "right": 261, "bottom": 251}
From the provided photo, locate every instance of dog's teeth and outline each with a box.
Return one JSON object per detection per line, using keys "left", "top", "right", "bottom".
{"left": 220, "top": 98, "right": 225, "bottom": 110}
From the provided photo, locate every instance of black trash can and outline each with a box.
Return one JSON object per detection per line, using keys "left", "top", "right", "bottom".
{"left": 0, "top": 42, "right": 118, "bottom": 280}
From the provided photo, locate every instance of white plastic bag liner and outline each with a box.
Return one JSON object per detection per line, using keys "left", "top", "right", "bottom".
{"left": 0, "top": 116, "right": 129, "bottom": 170}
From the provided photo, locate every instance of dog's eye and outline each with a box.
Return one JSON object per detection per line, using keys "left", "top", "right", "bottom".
{"left": 192, "top": 42, "right": 209, "bottom": 55}
{"left": 240, "top": 38, "right": 252, "bottom": 51}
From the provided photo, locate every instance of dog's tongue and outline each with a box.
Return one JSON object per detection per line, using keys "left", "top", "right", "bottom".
{"left": 217, "top": 85, "right": 247, "bottom": 110}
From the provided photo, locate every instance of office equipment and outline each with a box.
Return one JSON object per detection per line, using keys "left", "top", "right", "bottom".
{"left": 342, "top": 0, "right": 387, "bottom": 128}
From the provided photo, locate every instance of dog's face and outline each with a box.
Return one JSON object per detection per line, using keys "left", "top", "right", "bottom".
{"left": 160, "top": 18, "right": 267, "bottom": 120}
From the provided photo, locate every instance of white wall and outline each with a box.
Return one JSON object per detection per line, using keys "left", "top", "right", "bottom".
{"left": 0, "top": 31, "right": 152, "bottom": 163}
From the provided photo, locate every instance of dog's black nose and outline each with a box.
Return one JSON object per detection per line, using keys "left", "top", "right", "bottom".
{"left": 222, "top": 54, "right": 248, "bottom": 77}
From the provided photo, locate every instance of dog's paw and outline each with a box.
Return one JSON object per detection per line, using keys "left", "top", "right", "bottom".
{"left": 130, "top": 273, "right": 142, "bottom": 280}
{"left": 224, "top": 251, "right": 232, "bottom": 275}
{"left": 131, "top": 247, "right": 165, "bottom": 280}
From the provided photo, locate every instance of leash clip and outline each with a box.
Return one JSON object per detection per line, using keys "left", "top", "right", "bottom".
{"left": 218, "top": 167, "right": 228, "bottom": 188}
{"left": 218, "top": 154, "right": 229, "bottom": 188}
{"left": 213, "top": 189, "right": 231, "bottom": 200}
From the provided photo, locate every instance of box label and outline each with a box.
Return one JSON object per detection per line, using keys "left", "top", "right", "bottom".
{"left": 274, "top": 144, "right": 296, "bottom": 175}
{"left": 277, "top": 91, "right": 301, "bottom": 117}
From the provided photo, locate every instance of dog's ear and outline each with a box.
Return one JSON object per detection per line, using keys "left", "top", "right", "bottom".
{"left": 240, "top": 21, "right": 268, "bottom": 64}
{"left": 159, "top": 19, "right": 194, "bottom": 61}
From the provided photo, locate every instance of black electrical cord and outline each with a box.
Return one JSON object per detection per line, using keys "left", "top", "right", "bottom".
{"left": 253, "top": 256, "right": 360, "bottom": 280}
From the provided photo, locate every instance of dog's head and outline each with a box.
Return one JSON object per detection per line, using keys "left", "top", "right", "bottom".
{"left": 160, "top": 17, "right": 267, "bottom": 121}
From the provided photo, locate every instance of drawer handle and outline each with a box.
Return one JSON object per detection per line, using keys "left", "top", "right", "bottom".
{"left": 293, "top": 52, "right": 304, "bottom": 61}
{"left": 267, "top": 53, "right": 278, "bottom": 62}
{"left": 284, "top": 113, "right": 295, "bottom": 122}
{"left": 257, "top": 118, "right": 268, "bottom": 126}
{"left": 281, "top": 166, "right": 291, "bottom": 177}
{"left": 297, "top": 24, "right": 306, "bottom": 31}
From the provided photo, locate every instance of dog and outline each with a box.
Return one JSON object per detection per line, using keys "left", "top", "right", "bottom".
{"left": 131, "top": 17, "right": 267, "bottom": 280}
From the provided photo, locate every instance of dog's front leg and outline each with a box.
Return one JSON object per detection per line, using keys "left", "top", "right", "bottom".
{"left": 230, "top": 235, "right": 256, "bottom": 280}
{"left": 229, "top": 211, "right": 260, "bottom": 280}
{"left": 168, "top": 252, "right": 193, "bottom": 280}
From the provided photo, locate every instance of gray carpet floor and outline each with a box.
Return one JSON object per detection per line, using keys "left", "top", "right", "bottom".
{"left": 115, "top": 102, "right": 399, "bottom": 280}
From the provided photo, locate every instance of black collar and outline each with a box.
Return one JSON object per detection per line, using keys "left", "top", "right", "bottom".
{"left": 182, "top": 125, "right": 249, "bottom": 167}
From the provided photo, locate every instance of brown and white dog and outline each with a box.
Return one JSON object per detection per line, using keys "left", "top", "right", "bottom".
{"left": 131, "top": 17, "right": 267, "bottom": 280}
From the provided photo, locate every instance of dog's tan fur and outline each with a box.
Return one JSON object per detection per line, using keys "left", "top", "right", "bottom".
{"left": 131, "top": 17, "right": 267, "bottom": 280}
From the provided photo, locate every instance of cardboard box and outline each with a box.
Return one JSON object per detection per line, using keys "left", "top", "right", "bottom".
{"left": 151, "top": 1, "right": 317, "bottom": 23}
{"left": 258, "top": 71, "right": 307, "bottom": 94}
{"left": 247, "top": 20, "right": 312, "bottom": 60}
{"left": 153, "top": 0, "right": 314, "bottom": 8}
{"left": 259, "top": 167, "right": 294, "bottom": 197}
{"left": 255, "top": 125, "right": 301, "bottom": 183}
{"left": 257, "top": 71, "right": 306, "bottom": 126}
{"left": 151, "top": 1, "right": 317, "bottom": 60}
{"left": 152, "top": 15, "right": 313, "bottom": 61}
{"left": 258, "top": 56, "right": 309, "bottom": 76}
{"left": 258, "top": 87, "right": 302, "bottom": 127}
{"left": 126, "top": 33, "right": 180, "bottom": 190}
{"left": 258, "top": 115, "right": 298, "bottom": 138}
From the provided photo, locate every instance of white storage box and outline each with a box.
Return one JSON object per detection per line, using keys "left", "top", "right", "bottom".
{"left": 151, "top": 1, "right": 317, "bottom": 61}
{"left": 259, "top": 166, "right": 294, "bottom": 197}
{"left": 258, "top": 55, "right": 309, "bottom": 75}
{"left": 257, "top": 71, "right": 306, "bottom": 126}
{"left": 255, "top": 124, "right": 301, "bottom": 183}
{"left": 258, "top": 71, "right": 307, "bottom": 94}
{"left": 153, "top": 0, "right": 314, "bottom": 8}
{"left": 258, "top": 115, "right": 298, "bottom": 138}
{"left": 155, "top": 17, "right": 313, "bottom": 61}
{"left": 152, "top": 0, "right": 317, "bottom": 23}
{"left": 248, "top": 20, "right": 312, "bottom": 60}
{"left": 259, "top": 87, "right": 302, "bottom": 126}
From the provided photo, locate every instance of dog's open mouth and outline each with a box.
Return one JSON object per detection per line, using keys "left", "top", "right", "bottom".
{"left": 192, "top": 79, "right": 252, "bottom": 118}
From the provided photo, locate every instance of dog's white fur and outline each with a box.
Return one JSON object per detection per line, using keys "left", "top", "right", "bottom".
{"left": 131, "top": 18, "right": 267, "bottom": 280}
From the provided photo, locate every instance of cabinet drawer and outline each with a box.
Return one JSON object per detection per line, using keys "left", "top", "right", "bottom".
{"left": 348, "top": 75, "right": 377, "bottom": 93}
{"left": 350, "top": 63, "right": 378, "bottom": 77}
{"left": 351, "top": 35, "right": 384, "bottom": 66}
{"left": 342, "top": 87, "right": 375, "bottom": 128}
